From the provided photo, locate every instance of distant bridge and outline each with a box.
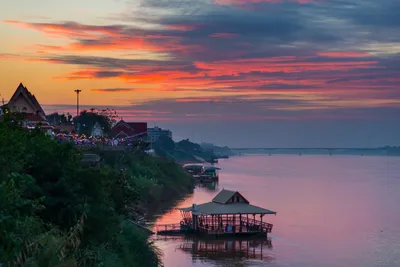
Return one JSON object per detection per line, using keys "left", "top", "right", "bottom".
{"left": 231, "top": 147, "right": 391, "bottom": 156}
{"left": 232, "top": 148, "right": 381, "bottom": 151}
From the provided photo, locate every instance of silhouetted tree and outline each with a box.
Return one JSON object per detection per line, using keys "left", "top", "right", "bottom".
{"left": 73, "top": 108, "right": 119, "bottom": 136}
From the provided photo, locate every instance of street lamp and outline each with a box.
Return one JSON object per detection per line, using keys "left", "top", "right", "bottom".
{"left": 74, "top": 89, "right": 82, "bottom": 116}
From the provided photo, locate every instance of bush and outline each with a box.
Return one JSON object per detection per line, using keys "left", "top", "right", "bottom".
{"left": 0, "top": 121, "right": 172, "bottom": 267}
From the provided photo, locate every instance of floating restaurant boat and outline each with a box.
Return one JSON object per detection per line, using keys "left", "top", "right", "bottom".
{"left": 155, "top": 189, "right": 276, "bottom": 238}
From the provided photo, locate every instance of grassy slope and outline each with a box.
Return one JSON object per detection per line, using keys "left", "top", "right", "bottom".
{"left": 0, "top": 122, "right": 193, "bottom": 267}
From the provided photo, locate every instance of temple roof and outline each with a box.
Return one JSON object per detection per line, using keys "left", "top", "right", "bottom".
{"left": 7, "top": 83, "right": 46, "bottom": 119}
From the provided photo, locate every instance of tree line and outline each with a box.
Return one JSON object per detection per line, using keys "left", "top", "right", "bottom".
{"left": 0, "top": 119, "right": 193, "bottom": 266}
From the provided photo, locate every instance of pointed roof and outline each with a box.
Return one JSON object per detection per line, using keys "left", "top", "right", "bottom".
{"left": 212, "top": 189, "right": 249, "bottom": 204}
{"left": 110, "top": 120, "right": 148, "bottom": 138}
{"left": 179, "top": 189, "right": 276, "bottom": 215}
{"left": 7, "top": 83, "right": 46, "bottom": 118}
{"left": 114, "top": 119, "right": 130, "bottom": 128}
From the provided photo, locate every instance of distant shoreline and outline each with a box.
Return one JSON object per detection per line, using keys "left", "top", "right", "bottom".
{"left": 230, "top": 147, "right": 400, "bottom": 157}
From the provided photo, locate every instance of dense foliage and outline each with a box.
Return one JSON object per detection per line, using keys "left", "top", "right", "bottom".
{"left": 73, "top": 108, "right": 119, "bottom": 136}
{"left": 97, "top": 149, "right": 194, "bottom": 206}
{"left": 0, "top": 121, "right": 193, "bottom": 267}
{"left": 153, "top": 137, "right": 217, "bottom": 163}
{"left": 46, "top": 112, "right": 73, "bottom": 125}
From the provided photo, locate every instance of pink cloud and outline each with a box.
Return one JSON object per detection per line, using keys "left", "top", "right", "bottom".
{"left": 317, "top": 51, "right": 372, "bottom": 58}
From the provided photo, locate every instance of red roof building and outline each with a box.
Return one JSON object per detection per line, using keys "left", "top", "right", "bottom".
{"left": 109, "top": 120, "right": 147, "bottom": 139}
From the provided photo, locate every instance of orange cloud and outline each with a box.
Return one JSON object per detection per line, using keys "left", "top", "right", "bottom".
{"left": 4, "top": 20, "right": 203, "bottom": 54}
{"left": 90, "top": 88, "right": 136, "bottom": 92}
{"left": 3, "top": 19, "right": 397, "bottom": 114}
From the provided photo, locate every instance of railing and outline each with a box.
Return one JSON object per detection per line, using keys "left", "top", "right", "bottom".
{"left": 195, "top": 216, "right": 273, "bottom": 235}
{"left": 154, "top": 223, "right": 181, "bottom": 233}
{"left": 240, "top": 218, "right": 273, "bottom": 233}
{"left": 155, "top": 217, "right": 273, "bottom": 235}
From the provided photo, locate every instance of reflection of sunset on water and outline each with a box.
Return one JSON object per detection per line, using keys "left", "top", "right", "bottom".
{"left": 153, "top": 186, "right": 219, "bottom": 226}
{"left": 152, "top": 155, "right": 400, "bottom": 267}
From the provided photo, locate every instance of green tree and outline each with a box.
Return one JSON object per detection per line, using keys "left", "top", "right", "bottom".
{"left": 74, "top": 108, "right": 119, "bottom": 136}
{"left": 0, "top": 121, "right": 165, "bottom": 267}
{"left": 176, "top": 139, "right": 201, "bottom": 151}
{"left": 153, "top": 135, "right": 175, "bottom": 156}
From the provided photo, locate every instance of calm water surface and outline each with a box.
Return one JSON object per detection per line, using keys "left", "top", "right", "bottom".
{"left": 152, "top": 155, "right": 400, "bottom": 267}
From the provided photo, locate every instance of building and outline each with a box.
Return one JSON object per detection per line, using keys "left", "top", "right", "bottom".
{"left": 156, "top": 189, "right": 276, "bottom": 237}
{"left": 53, "top": 124, "right": 76, "bottom": 134}
{"left": 148, "top": 126, "right": 172, "bottom": 142}
{"left": 91, "top": 122, "right": 104, "bottom": 137}
{"left": 0, "top": 83, "right": 53, "bottom": 133}
{"left": 109, "top": 120, "right": 147, "bottom": 139}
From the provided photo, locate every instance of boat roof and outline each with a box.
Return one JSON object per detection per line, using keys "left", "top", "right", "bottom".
{"left": 183, "top": 164, "right": 221, "bottom": 170}
{"left": 179, "top": 189, "right": 276, "bottom": 216}
{"left": 183, "top": 163, "right": 203, "bottom": 168}
{"left": 203, "top": 166, "right": 221, "bottom": 171}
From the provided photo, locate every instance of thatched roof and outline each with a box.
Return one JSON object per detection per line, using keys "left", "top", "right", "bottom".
{"left": 179, "top": 189, "right": 276, "bottom": 216}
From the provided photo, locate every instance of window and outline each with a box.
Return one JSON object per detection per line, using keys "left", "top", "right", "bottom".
{"left": 236, "top": 196, "right": 240, "bottom": 202}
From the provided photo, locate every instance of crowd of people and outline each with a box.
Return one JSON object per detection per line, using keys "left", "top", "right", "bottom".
{"left": 53, "top": 133, "right": 147, "bottom": 148}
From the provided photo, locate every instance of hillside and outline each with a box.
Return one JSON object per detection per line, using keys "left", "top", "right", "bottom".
{"left": 0, "top": 120, "right": 193, "bottom": 267}
{"left": 152, "top": 137, "right": 224, "bottom": 163}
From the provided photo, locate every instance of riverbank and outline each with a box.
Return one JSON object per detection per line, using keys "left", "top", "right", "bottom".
{"left": 96, "top": 149, "right": 194, "bottom": 218}
{"left": 0, "top": 121, "right": 194, "bottom": 267}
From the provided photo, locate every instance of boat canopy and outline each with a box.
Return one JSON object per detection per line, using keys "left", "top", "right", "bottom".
{"left": 203, "top": 166, "right": 221, "bottom": 171}
{"left": 183, "top": 164, "right": 221, "bottom": 171}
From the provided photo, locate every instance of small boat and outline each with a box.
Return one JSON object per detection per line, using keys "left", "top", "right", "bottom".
{"left": 183, "top": 164, "right": 221, "bottom": 181}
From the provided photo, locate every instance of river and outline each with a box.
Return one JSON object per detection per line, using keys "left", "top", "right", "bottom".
{"left": 152, "top": 155, "right": 400, "bottom": 267}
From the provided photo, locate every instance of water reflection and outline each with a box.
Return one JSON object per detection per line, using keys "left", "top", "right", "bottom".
{"left": 154, "top": 235, "right": 274, "bottom": 266}
{"left": 195, "top": 180, "right": 219, "bottom": 191}
{"left": 155, "top": 155, "right": 400, "bottom": 267}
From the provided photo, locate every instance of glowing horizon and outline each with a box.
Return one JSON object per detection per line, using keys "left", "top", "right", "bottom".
{"left": 1, "top": 0, "right": 399, "bottom": 146}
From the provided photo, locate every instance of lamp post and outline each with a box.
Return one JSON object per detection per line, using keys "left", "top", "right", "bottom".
{"left": 74, "top": 89, "right": 82, "bottom": 116}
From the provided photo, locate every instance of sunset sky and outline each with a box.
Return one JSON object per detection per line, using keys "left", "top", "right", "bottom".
{"left": 1, "top": 0, "right": 399, "bottom": 147}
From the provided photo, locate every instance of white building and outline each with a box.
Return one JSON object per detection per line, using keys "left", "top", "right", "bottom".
{"left": 91, "top": 122, "right": 104, "bottom": 137}
{"left": 148, "top": 126, "right": 172, "bottom": 142}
